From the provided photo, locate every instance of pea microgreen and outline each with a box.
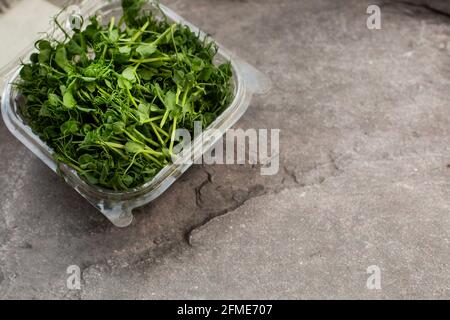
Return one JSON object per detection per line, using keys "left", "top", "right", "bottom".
{"left": 15, "top": 0, "right": 233, "bottom": 191}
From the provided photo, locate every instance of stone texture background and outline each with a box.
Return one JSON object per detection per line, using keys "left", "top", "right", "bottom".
{"left": 0, "top": 0, "right": 449, "bottom": 299}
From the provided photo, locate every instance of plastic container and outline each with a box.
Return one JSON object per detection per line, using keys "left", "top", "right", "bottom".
{"left": 0, "top": 0, "right": 271, "bottom": 227}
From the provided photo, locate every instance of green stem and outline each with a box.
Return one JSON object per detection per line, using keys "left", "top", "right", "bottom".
{"left": 149, "top": 122, "right": 166, "bottom": 146}
{"left": 152, "top": 24, "right": 176, "bottom": 46}
{"left": 100, "top": 142, "right": 128, "bottom": 160}
{"left": 175, "top": 87, "right": 181, "bottom": 105}
{"left": 66, "top": 162, "right": 83, "bottom": 172}
{"left": 142, "top": 146, "right": 164, "bottom": 157}
{"left": 142, "top": 152, "right": 162, "bottom": 166}
{"left": 142, "top": 115, "right": 164, "bottom": 124}
{"left": 160, "top": 110, "right": 169, "bottom": 128}
{"left": 101, "top": 44, "right": 108, "bottom": 60}
{"left": 102, "top": 141, "right": 125, "bottom": 149}
{"left": 131, "top": 21, "right": 150, "bottom": 42}
{"left": 181, "top": 87, "right": 190, "bottom": 107}
{"left": 130, "top": 57, "right": 172, "bottom": 64}
{"left": 109, "top": 17, "right": 115, "bottom": 33}
{"left": 124, "top": 130, "right": 141, "bottom": 143}
{"left": 126, "top": 87, "right": 139, "bottom": 108}
{"left": 96, "top": 85, "right": 110, "bottom": 97}
{"left": 132, "top": 128, "right": 160, "bottom": 148}
{"left": 109, "top": 146, "right": 128, "bottom": 160}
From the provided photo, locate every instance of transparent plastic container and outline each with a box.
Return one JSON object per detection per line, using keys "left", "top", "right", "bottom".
{"left": 0, "top": 0, "right": 271, "bottom": 227}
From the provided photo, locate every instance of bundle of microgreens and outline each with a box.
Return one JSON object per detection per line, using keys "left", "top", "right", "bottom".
{"left": 16, "top": 0, "right": 233, "bottom": 191}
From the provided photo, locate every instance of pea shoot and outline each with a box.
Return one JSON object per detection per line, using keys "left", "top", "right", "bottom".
{"left": 16, "top": 0, "right": 233, "bottom": 191}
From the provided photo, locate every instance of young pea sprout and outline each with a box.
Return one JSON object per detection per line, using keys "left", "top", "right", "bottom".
{"left": 16, "top": 0, "right": 233, "bottom": 191}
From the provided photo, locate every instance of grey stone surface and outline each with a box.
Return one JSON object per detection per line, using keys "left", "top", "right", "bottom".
{"left": 1, "top": 0, "right": 450, "bottom": 299}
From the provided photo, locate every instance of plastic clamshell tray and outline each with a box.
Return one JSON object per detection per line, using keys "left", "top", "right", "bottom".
{"left": 0, "top": 0, "right": 271, "bottom": 227}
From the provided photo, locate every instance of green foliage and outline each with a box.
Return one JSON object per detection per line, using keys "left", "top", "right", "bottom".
{"left": 16, "top": 0, "right": 233, "bottom": 191}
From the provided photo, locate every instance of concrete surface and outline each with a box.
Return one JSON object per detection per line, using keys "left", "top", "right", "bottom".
{"left": 1, "top": 0, "right": 450, "bottom": 299}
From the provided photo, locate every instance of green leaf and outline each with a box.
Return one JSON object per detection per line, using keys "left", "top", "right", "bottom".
{"left": 109, "top": 29, "right": 119, "bottom": 42}
{"left": 198, "top": 66, "right": 213, "bottom": 81}
{"left": 138, "top": 68, "right": 155, "bottom": 80}
{"left": 112, "top": 121, "right": 126, "bottom": 134}
{"left": 82, "top": 124, "right": 92, "bottom": 134}
{"left": 121, "top": 175, "right": 133, "bottom": 186}
{"left": 118, "top": 77, "right": 132, "bottom": 90}
{"left": 37, "top": 40, "right": 52, "bottom": 51}
{"left": 119, "top": 46, "right": 131, "bottom": 55}
{"left": 136, "top": 43, "right": 157, "bottom": 58}
{"left": 136, "top": 103, "right": 151, "bottom": 123}
{"left": 173, "top": 70, "right": 185, "bottom": 87}
{"left": 122, "top": 66, "right": 136, "bottom": 82}
{"left": 60, "top": 120, "right": 79, "bottom": 135}
{"left": 20, "top": 65, "right": 33, "bottom": 81}
{"left": 125, "top": 141, "right": 145, "bottom": 154}
{"left": 30, "top": 53, "right": 39, "bottom": 64}
{"left": 138, "top": 102, "right": 150, "bottom": 114}
{"left": 164, "top": 91, "right": 176, "bottom": 110}
{"left": 150, "top": 104, "right": 162, "bottom": 112}
{"left": 185, "top": 72, "right": 195, "bottom": 86}
{"left": 63, "top": 91, "right": 77, "bottom": 109}
{"left": 39, "top": 103, "right": 52, "bottom": 117}
{"left": 48, "top": 93, "right": 60, "bottom": 107}
{"left": 83, "top": 131, "right": 99, "bottom": 144}
{"left": 86, "top": 82, "right": 96, "bottom": 92}
{"left": 83, "top": 172, "right": 99, "bottom": 185}
{"left": 55, "top": 45, "right": 69, "bottom": 71}
{"left": 38, "top": 49, "right": 51, "bottom": 64}
{"left": 66, "top": 39, "right": 83, "bottom": 55}
{"left": 190, "top": 57, "right": 204, "bottom": 72}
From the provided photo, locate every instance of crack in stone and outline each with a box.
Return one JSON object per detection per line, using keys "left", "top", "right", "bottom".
{"left": 187, "top": 187, "right": 267, "bottom": 246}
{"left": 186, "top": 183, "right": 301, "bottom": 246}
{"left": 74, "top": 153, "right": 347, "bottom": 270}
{"left": 186, "top": 154, "right": 347, "bottom": 245}
{"left": 78, "top": 154, "right": 347, "bottom": 272}
{"left": 194, "top": 167, "right": 213, "bottom": 208}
